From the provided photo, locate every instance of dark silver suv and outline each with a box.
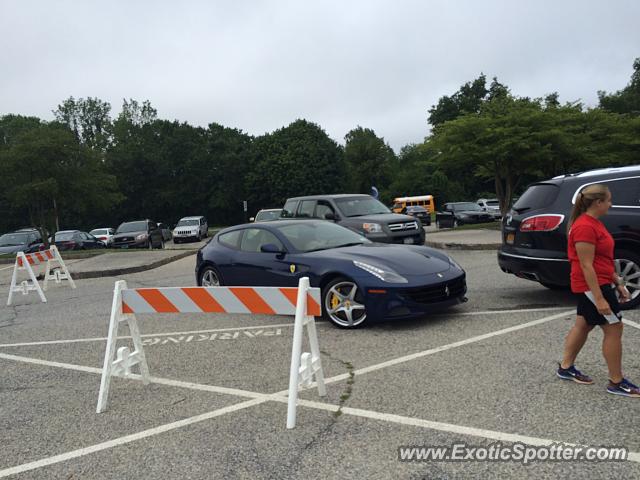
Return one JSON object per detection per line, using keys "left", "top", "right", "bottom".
{"left": 281, "top": 194, "right": 426, "bottom": 245}
{"left": 498, "top": 165, "right": 640, "bottom": 309}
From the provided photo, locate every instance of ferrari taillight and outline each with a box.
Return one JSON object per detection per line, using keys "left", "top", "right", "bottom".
{"left": 519, "top": 214, "right": 564, "bottom": 232}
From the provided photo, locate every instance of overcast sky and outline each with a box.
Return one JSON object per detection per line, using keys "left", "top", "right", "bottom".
{"left": 1, "top": 0, "right": 639, "bottom": 151}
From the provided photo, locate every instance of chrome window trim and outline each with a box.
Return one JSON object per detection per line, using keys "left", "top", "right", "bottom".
{"left": 571, "top": 176, "right": 640, "bottom": 207}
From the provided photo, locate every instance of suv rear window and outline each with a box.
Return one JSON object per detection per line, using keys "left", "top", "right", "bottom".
{"left": 513, "top": 184, "right": 560, "bottom": 212}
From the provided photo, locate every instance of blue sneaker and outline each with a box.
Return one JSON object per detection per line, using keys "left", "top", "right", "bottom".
{"left": 557, "top": 364, "right": 594, "bottom": 384}
{"left": 607, "top": 378, "right": 640, "bottom": 398}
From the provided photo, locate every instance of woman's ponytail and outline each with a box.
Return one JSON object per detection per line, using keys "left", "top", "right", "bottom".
{"left": 567, "top": 184, "right": 610, "bottom": 233}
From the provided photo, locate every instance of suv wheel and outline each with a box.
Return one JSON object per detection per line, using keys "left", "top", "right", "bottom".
{"left": 615, "top": 249, "right": 640, "bottom": 310}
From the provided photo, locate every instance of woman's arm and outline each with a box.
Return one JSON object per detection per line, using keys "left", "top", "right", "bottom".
{"left": 575, "top": 241, "right": 612, "bottom": 315}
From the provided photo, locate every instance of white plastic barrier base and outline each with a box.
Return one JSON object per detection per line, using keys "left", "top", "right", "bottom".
{"left": 7, "top": 252, "right": 47, "bottom": 305}
{"left": 43, "top": 245, "right": 76, "bottom": 291}
{"left": 96, "top": 277, "right": 326, "bottom": 429}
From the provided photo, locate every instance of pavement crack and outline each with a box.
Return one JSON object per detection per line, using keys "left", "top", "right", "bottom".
{"left": 320, "top": 349, "right": 355, "bottom": 419}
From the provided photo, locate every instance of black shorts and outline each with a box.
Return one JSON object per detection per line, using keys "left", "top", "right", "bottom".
{"left": 575, "top": 284, "right": 623, "bottom": 326}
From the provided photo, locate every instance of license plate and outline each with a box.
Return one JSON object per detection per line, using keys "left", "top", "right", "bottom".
{"left": 404, "top": 237, "right": 413, "bottom": 244}
{"left": 506, "top": 233, "right": 515, "bottom": 244}
{"left": 122, "top": 245, "right": 129, "bottom": 249}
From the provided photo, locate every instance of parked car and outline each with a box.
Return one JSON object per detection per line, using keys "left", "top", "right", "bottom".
{"left": 0, "top": 228, "right": 45, "bottom": 255}
{"left": 251, "top": 209, "right": 282, "bottom": 222}
{"left": 476, "top": 198, "right": 503, "bottom": 220}
{"left": 281, "top": 194, "right": 425, "bottom": 245}
{"left": 401, "top": 205, "right": 431, "bottom": 226}
{"left": 112, "top": 220, "right": 165, "bottom": 249}
{"left": 157, "top": 223, "right": 173, "bottom": 242}
{"left": 173, "top": 216, "right": 208, "bottom": 243}
{"left": 436, "top": 202, "right": 494, "bottom": 228}
{"left": 53, "top": 230, "right": 105, "bottom": 251}
{"left": 498, "top": 165, "right": 640, "bottom": 309}
{"left": 90, "top": 228, "right": 115, "bottom": 247}
{"left": 196, "top": 220, "right": 466, "bottom": 328}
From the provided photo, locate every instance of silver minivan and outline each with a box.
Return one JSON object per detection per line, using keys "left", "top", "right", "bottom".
{"left": 173, "top": 216, "right": 208, "bottom": 243}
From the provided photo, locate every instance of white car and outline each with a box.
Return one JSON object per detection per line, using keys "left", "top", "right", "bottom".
{"left": 476, "top": 198, "right": 502, "bottom": 220}
{"left": 89, "top": 228, "right": 115, "bottom": 247}
{"left": 173, "top": 216, "right": 208, "bottom": 243}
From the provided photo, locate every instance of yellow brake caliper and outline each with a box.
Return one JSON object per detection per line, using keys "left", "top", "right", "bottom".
{"left": 331, "top": 292, "right": 340, "bottom": 309}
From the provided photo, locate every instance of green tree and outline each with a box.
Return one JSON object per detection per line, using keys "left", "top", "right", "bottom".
{"left": 598, "top": 58, "right": 640, "bottom": 115}
{"left": 0, "top": 122, "right": 122, "bottom": 237}
{"left": 246, "top": 119, "right": 345, "bottom": 210}
{"left": 344, "top": 126, "right": 395, "bottom": 195}
{"left": 427, "top": 74, "right": 489, "bottom": 127}
{"left": 53, "top": 96, "right": 113, "bottom": 150}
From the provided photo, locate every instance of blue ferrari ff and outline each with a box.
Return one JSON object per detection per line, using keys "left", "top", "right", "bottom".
{"left": 196, "top": 220, "right": 467, "bottom": 328}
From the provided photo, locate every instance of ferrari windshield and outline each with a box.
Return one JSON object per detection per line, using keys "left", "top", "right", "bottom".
{"left": 275, "top": 222, "right": 369, "bottom": 252}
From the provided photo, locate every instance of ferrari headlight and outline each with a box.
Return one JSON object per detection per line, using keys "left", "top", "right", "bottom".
{"left": 353, "top": 261, "right": 408, "bottom": 283}
{"left": 362, "top": 223, "right": 383, "bottom": 233}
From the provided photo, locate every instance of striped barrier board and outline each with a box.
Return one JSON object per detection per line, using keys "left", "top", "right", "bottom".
{"left": 121, "top": 286, "right": 321, "bottom": 316}
{"left": 97, "top": 278, "right": 326, "bottom": 429}
{"left": 17, "top": 249, "right": 54, "bottom": 267}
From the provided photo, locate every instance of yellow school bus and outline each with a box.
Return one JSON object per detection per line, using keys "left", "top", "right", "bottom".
{"left": 392, "top": 195, "right": 435, "bottom": 214}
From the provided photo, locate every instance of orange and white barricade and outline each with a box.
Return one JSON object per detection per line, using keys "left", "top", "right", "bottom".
{"left": 6, "top": 245, "right": 75, "bottom": 306}
{"left": 96, "top": 277, "right": 326, "bottom": 429}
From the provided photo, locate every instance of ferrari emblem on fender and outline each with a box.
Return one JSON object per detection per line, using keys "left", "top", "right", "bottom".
{"left": 290, "top": 264, "right": 296, "bottom": 273}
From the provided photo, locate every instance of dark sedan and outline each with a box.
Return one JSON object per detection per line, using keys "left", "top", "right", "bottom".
{"left": 196, "top": 220, "right": 467, "bottom": 328}
{"left": 53, "top": 230, "right": 105, "bottom": 251}
{"left": 436, "top": 202, "right": 494, "bottom": 228}
{"left": 402, "top": 205, "right": 431, "bottom": 226}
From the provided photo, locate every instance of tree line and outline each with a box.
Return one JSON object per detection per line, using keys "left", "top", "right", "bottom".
{"left": 1, "top": 58, "right": 639, "bottom": 237}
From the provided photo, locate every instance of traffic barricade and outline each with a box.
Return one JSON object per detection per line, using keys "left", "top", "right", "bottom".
{"left": 6, "top": 245, "right": 76, "bottom": 306}
{"left": 96, "top": 277, "right": 326, "bottom": 429}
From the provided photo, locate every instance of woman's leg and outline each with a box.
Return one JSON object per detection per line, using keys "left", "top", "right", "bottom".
{"left": 601, "top": 322, "right": 623, "bottom": 383}
{"left": 561, "top": 315, "right": 594, "bottom": 368}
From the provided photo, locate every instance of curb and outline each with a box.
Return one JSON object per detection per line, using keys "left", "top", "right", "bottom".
{"left": 30, "top": 250, "right": 196, "bottom": 282}
{"left": 425, "top": 240, "right": 501, "bottom": 251}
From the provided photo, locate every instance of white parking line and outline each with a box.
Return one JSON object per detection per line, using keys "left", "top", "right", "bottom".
{"left": 623, "top": 318, "right": 640, "bottom": 330}
{"left": 0, "top": 398, "right": 268, "bottom": 478}
{"left": 3, "top": 331, "right": 640, "bottom": 477}
{"left": 319, "top": 310, "right": 573, "bottom": 385}
{"left": 0, "top": 322, "right": 302, "bottom": 348}
{"left": 0, "top": 306, "right": 571, "bottom": 349}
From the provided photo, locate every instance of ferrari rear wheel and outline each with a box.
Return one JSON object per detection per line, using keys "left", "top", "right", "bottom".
{"left": 199, "top": 265, "right": 222, "bottom": 287}
{"left": 322, "top": 277, "right": 367, "bottom": 328}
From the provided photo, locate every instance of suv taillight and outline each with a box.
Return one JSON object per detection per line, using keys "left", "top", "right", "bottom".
{"left": 519, "top": 214, "right": 564, "bottom": 232}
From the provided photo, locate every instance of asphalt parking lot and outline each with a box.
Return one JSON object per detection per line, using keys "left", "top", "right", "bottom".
{"left": 1, "top": 250, "right": 639, "bottom": 479}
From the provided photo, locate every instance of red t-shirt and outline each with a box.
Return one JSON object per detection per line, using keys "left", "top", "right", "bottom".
{"left": 568, "top": 214, "right": 615, "bottom": 293}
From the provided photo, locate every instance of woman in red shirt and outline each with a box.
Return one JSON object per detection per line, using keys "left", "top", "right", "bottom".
{"left": 557, "top": 184, "right": 639, "bottom": 397}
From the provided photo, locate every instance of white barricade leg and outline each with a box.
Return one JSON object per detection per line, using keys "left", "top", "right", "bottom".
{"left": 287, "top": 277, "right": 326, "bottom": 429}
{"left": 7, "top": 253, "right": 46, "bottom": 305}
{"left": 44, "top": 246, "right": 76, "bottom": 291}
{"left": 304, "top": 314, "right": 326, "bottom": 397}
{"left": 96, "top": 280, "right": 150, "bottom": 413}
{"left": 6, "top": 256, "right": 20, "bottom": 306}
